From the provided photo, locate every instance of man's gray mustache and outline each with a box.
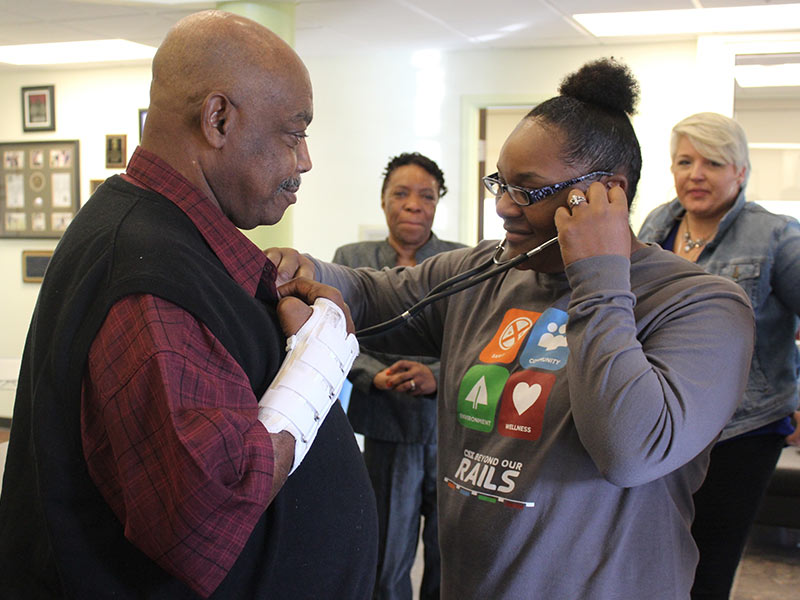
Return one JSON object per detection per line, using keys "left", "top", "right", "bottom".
{"left": 278, "top": 176, "right": 302, "bottom": 192}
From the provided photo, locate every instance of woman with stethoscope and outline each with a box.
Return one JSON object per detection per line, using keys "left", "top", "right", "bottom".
{"left": 269, "top": 59, "right": 755, "bottom": 598}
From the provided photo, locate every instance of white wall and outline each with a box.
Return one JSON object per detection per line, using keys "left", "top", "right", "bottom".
{"left": 0, "top": 39, "right": 721, "bottom": 417}
{"left": 297, "top": 39, "right": 703, "bottom": 263}
{"left": 735, "top": 98, "right": 800, "bottom": 217}
{"left": 0, "top": 64, "right": 151, "bottom": 416}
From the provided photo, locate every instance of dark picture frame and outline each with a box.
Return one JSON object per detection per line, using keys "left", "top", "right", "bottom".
{"left": 0, "top": 140, "right": 80, "bottom": 238}
{"left": 105, "top": 134, "right": 127, "bottom": 169}
{"left": 21, "top": 85, "right": 55, "bottom": 132}
{"left": 22, "top": 250, "right": 54, "bottom": 283}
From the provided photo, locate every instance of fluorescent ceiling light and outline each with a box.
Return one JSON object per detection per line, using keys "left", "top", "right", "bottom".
{"left": 574, "top": 5, "right": 800, "bottom": 37}
{"left": 735, "top": 63, "right": 800, "bottom": 87}
{"left": 0, "top": 39, "right": 156, "bottom": 65}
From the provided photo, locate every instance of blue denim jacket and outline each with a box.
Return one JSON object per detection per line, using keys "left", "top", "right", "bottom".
{"left": 639, "top": 190, "right": 800, "bottom": 440}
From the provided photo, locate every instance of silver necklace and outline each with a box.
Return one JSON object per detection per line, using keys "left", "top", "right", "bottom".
{"left": 682, "top": 220, "right": 710, "bottom": 253}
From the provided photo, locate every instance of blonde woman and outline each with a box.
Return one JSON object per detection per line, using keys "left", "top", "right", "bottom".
{"left": 639, "top": 112, "right": 800, "bottom": 599}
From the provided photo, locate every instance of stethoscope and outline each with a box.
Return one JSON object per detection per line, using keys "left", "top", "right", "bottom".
{"left": 355, "top": 235, "right": 560, "bottom": 337}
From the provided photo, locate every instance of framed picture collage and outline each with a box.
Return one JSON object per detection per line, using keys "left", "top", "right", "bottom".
{"left": 0, "top": 140, "right": 80, "bottom": 238}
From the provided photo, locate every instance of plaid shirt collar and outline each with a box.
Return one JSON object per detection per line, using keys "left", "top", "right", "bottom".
{"left": 124, "top": 146, "right": 277, "bottom": 299}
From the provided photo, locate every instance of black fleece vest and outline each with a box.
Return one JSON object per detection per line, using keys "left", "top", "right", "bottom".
{"left": 0, "top": 177, "right": 377, "bottom": 599}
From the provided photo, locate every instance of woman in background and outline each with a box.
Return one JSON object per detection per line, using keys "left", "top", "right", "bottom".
{"left": 638, "top": 111, "right": 800, "bottom": 599}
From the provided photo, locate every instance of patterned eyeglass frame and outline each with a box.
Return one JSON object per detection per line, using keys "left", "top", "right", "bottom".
{"left": 482, "top": 170, "right": 614, "bottom": 206}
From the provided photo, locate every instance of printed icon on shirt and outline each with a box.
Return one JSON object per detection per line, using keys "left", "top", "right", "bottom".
{"left": 519, "top": 307, "right": 569, "bottom": 371}
{"left": 497, "top": 370, "right": 555, "bottom": 440}
{"left": 479, "top": 308, "right": 541, "bottom": 364}
{"left": 457, "top": 365, "right": 509, "bottom": 432}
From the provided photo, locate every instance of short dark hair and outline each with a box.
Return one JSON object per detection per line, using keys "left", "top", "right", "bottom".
{"left": 381, "top": 152, "right": 447, "bottom": 198}
{"left": 526, "top": 57, "right": 642, "bottom": 205}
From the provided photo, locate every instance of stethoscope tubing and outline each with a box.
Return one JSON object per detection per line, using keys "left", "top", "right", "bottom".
{"left": 355, "top": 235, "right": 559, "bottom": 338}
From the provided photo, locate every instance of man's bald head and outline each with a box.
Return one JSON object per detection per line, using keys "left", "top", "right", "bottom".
{"left": 147, "top": 10, "right": 304, "bottom": 134}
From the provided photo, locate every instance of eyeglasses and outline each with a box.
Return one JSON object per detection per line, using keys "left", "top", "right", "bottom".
{"left": 482, "top": 170, "right": 613, "bottom": 206}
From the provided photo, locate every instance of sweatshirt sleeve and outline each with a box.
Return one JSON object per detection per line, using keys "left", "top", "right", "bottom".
{"left": 312, "top": 253, "right": 454, "bottom": 357}
{"left": 564, "top": 254, "right": 754, "bottom": 487}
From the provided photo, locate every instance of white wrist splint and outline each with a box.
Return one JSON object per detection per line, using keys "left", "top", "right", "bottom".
{"left": 258, "top": 297, "right": 359, "bottom": 474}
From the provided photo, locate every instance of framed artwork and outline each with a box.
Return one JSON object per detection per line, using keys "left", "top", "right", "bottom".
{"left": 105, "top": 134, "right": 127, "bottom": 169}
{"left": 89, "top": 179, "right": 104, "bottom": 194}
{"left": 139, "top": 108, "right": 148, "bottom": 141}
{"left": 22, "top": 250, "right": 54, "bottom": 283}
{"left": 21, "top": 85, "right": 55, "bottom": 132}
{"left": 0, "top": 140, "right": 80, "bottom": 238}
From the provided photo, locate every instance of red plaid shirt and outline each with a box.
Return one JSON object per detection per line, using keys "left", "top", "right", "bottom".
{"left": 81, "top": 147, "right": 279, "bottom": 597}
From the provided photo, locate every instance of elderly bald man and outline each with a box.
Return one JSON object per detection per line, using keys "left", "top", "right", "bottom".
{"left": 0, "top": 10, "right": 377, "bottom": 599}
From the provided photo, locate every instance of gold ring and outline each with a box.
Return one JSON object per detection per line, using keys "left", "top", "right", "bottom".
{"left": 409, "top": 379, "right": 416, "bottom": 391}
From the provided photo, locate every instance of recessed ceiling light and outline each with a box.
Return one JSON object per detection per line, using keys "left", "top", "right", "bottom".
{"left": 574, "top": 5, "right": 800, "bottom": 37}
{"left": 0, "top": 39, "right": 156, "bottom": 65}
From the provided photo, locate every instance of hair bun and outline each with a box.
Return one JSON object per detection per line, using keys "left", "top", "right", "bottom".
{"left": 558, "top": 57, "right": 639, "bottom": 116}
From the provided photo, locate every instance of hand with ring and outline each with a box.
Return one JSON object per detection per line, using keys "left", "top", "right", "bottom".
{"left": 555, "top": 181, "right": 633, "bottom": 267}
{"left": 373, "top": 360, "right": 437, "bottom": 396}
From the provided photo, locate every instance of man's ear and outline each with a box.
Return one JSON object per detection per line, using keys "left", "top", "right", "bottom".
{"left": 201, "top": 92, "right": 235, "bottom": 149}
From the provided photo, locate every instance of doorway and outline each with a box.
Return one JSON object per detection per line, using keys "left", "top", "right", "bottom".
{"left": 477, "top": 106, "right": 530, "bottom": 242}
